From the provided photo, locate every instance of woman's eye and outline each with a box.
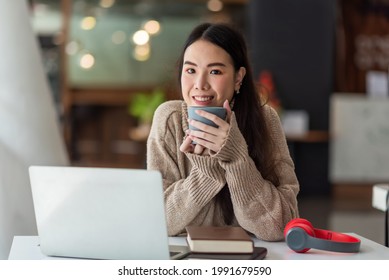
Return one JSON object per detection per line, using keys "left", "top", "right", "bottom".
{"left": 210, "top": 69, "right": 221, "bottom": 75}
{"left": 186, "top": 68, "right": 195, "bottom": 74}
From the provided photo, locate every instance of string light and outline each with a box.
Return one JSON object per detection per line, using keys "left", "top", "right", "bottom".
{"left": 132, "top": 30, "right": 149, "bottom": 45}
{"left": 207, "top": 0, "right": 223, "bottom": 12}
{"left": 133, "top": 44, "right": 150, "bottom": 61}
{"left": 80, "top": 16, "right": 96, "bottom": 30}
{"left": 143, "top": 20, "right": 161, "bottom": 35}
{"left": 65, "top": 41, "right": 81, "bottom": 55}
{"left": 99, "top": 0, "right": 115, "bottom": 8}
{"left": 80, "top": 52, "right": 95, "bottom": 69}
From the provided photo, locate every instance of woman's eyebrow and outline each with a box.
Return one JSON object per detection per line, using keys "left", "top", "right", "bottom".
{"left": 183, "top": 61, "right": 227, "bottom": 67}
{"left": 207, "top": 62, "right": 227, "bottom": 67}
{"left": 183, "top": 61, "right": 197, "bottom": 66}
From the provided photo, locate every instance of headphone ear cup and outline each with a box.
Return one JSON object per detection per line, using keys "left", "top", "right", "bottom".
{"left": 284, "top": 218, "right": 315, "bottom": 253}
{"left": 284, "top": 218, "right": 313, "bottom": 237}
{"left": 287, "top": 218, "right": 313, "bottom": 229}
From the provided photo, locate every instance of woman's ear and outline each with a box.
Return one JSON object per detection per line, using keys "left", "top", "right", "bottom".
{"left": 235, "top": 67, "right": 246, "bottom": 89}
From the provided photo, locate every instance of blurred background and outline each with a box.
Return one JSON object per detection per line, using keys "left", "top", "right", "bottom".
{"left": 1, "top": 0, "right": 389, "bottom": 258}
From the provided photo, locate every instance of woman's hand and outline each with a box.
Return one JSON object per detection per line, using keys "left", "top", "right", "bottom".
{"left": 179, "top": 129, "right": 208, "bottom": 155}
{"left": 186, "top": 100, "right": 232, "bottom": 154}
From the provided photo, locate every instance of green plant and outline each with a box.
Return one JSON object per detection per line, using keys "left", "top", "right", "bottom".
{"left": 127, "top": 88, "right": 165, "bottom": 124}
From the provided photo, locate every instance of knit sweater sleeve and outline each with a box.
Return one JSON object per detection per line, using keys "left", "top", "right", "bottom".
{"left": 212, "top": 105, "right": 300, "bottom": 241}
{"left": 147, "top": 101, "right": 226, "bottom": 236}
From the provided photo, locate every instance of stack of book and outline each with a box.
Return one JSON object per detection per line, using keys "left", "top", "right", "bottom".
{"left": 185, "top": 226, "right": 267, "bottom": 260}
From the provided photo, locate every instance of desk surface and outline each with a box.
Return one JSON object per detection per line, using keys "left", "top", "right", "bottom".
{"left": 8, "top": 234, "right": 389, "bottom": 260}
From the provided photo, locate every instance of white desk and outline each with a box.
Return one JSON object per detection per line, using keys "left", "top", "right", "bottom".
{"left": 8, "top": 234, "right": 389, "bottom": 260}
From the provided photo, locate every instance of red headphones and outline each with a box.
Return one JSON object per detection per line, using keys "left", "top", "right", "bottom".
{"left": 284, "top": 218, "right": 361, "bottom": 253}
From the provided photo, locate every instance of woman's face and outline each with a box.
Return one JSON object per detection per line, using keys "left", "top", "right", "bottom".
{"left": 181, "top": 39, "right": 245, "bottom": 107}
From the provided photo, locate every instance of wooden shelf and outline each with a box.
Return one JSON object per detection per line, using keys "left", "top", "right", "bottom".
{"left": 286, "top": 130, "right": 329, "bottom": 143}
{"left": 66, "top": 87, "right": 156, "bottom": 106}
{"left": 332, "top": 183, "right": 375, "bottom": 211}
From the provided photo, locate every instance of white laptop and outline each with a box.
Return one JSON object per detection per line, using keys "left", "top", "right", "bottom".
{"left": 28, "top": 166, "right": 189, "bottom": 260}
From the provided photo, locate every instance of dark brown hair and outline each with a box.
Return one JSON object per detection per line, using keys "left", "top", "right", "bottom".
{"left": 177, "top": 23, "right": 277, "bottom": 224}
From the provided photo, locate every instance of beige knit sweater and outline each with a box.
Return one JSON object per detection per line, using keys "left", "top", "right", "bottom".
{"left": 147, "top": 100, "right": 299, "bottom": 241}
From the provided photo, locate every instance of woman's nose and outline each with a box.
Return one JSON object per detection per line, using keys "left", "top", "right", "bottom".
{"left": 194, "top": 74, "right": 210, "bottom": 90}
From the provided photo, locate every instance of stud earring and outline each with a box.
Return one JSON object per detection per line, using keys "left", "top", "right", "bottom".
{"left": 236, "top": 83, "right": 242, "bottom": 94}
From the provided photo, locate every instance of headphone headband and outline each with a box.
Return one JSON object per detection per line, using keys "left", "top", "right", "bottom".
{"left": 313, "top": 228, "right": 360, "bottom": 244}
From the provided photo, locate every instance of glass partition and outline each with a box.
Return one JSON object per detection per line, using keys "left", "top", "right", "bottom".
{"left": 65, "top": 0, "right": 245, "bottom": 88}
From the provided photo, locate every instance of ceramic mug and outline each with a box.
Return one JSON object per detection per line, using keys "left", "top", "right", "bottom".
{"left": 187, "top": 106, "right": 227, "bottom": 144}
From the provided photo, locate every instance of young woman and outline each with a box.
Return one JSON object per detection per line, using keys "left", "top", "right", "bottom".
{"left": 147, "top": 22, "right": 299, "bottom": 241}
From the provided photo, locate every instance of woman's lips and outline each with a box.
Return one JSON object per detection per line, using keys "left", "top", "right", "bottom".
{"left": 192, "top": 95, "right": 214, "bottom": 106}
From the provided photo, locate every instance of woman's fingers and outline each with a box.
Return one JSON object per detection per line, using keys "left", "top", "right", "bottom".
{"left": 179, "top": 132, "right": 194, "bottom": 153}
{"left": 188, "top": 117, "right": 229, "bottom": 153}
{"left": 223, "top": 99, "right": 232, "bottom": 123}
{"left": 193, "top": 143, "right": 205, "bottom": 155}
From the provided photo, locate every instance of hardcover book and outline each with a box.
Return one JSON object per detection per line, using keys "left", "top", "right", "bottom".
{"left": 185, "top": 226, "right": 254, "bottom": 254}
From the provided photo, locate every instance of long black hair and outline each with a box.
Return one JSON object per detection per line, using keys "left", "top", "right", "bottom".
{"left": 177, "top": 23, "right": 277, "bottom": 224}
